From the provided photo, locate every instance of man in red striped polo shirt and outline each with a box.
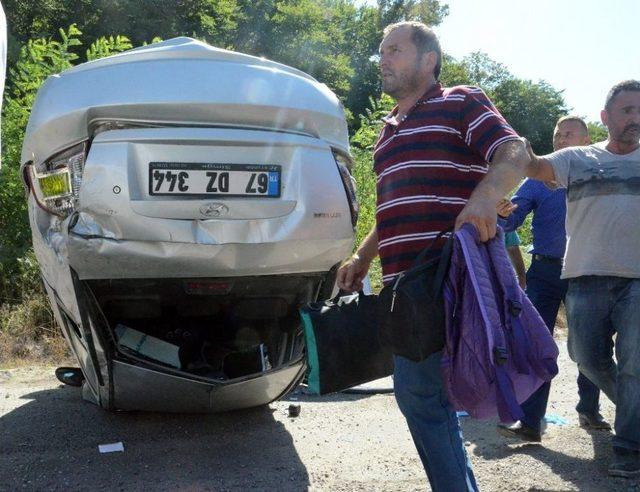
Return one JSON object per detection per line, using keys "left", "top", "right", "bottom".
{"left": 337, "top": 21, "right": 532, "bottom": 490}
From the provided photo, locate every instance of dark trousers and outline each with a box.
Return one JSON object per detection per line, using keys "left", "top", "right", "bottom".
{"left": 394, "top": 353, "right": 478, "bottom": 491}
{"left": 520, "top": 257, "right": 601, "bottom": 432}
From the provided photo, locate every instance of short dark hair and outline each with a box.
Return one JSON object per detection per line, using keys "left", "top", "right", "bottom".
{"left": 605, "top": 80, "right": 640, "bottom": 110}
{"left": 556, "top": 115, "right": 588, "bottom": 135}
{"left": 383, "top": 21, "right": 442, "bottom": 79}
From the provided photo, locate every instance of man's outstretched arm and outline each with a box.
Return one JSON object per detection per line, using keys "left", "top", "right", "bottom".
{"left": 522, "top": 139, "right": 557, "bottom": 182}
{"left": 455, "top": 139, "right": 556, "bottom": 241}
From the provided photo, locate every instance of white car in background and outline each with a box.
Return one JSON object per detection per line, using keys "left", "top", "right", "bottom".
{"left": 21, "top": 37, "right": 357, "bottom": 412}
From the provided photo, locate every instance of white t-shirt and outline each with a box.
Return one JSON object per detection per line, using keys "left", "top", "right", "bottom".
{"left": 546, "top": 141, "right": 640, "bottom": 279}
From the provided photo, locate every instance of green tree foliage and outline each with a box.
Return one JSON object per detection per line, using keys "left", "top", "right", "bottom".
{"left": 0, "top": 26, "right": 133, "bottom": 299}
{"left": 86, "top": 35, "right": 133, "bottom": 61}
{"left": 438, "top": 54, "right": 471, "bottom": 87}
{"left": 266, "top": 0, "right": 354, "bottom": 99}
{"left": 4, "top": 0, "right": 451, "bottom": 130}
{"left": 460, "top": 52, "right": 511, "bottom": 90}
{"left": 1, "top": 26, "right": 83, "bottom": 276}
{"left": 490, "top": 79, "right": 567, "bottom": 154}
{"left": 350, "top": 94, "right": 395, "bottom": 245}
{"left": 455, "top": 52, "right": 568, "bottom": 154}
{"left": 4, "top": 0, "right": 240, "bottom": 52}
{"left": 348, "top": 94, "right": 395, "bottom": 289}
{"left": 377, "top": 0, "right": 448, "bottom": 27}
{"left": 588, "top": 121, "right": 608, "bottom": 144}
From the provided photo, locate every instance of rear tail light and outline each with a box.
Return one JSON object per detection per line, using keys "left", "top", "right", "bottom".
{"left": 24, "top": 142, "right": 87, "bottom": 217}
{"left": 333, "top": 151, "right": 359, "bottom": 228}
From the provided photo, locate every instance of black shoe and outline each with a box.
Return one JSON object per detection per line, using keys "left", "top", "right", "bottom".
{"left": 578, "top": 412, "right": 611, "bottom": 430}
{"left": 497, "top": 421, "right": 542, "bottom": 443}
{"left": 55, "top": 367, "right": 85, "bottom": 387}
{"left": 608, "top": 448, "right": 640, "bottom": 478}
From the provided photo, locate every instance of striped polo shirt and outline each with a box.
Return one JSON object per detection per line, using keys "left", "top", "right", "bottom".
{"left": 374, "top": 83, "right": 520, "bottom": 285}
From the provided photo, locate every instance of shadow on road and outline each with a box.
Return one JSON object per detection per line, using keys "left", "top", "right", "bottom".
{"left": 463, "top": 418, "right": 637, "bottom": 492}
{"left": 0, "top": 384, "right": 309, "bottom": 491}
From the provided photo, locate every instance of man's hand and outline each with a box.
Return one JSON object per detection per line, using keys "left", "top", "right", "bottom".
{"left": 497, "top": 198, "right": 517, "bottom": 218}
{"left": 336, "top": 255, "right": 370, "bottom": 293}
{"left": 455, "top": 195, "right": 499, "bottom": 242}
{"left": 336, "top": 227, "right": 378, "bottom": 293}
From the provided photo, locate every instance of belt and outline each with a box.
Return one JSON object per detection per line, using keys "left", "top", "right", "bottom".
{"left": 532, "top": 254, "right": 563, "bottom": 264}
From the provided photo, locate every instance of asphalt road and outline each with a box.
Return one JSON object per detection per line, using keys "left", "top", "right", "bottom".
{"left": 0, "top": 343, "right": 636, "bottom": 491}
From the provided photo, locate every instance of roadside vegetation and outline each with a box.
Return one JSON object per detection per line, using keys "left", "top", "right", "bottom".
{"left": 0, "top": 1, "right": 604, "bottom": 365}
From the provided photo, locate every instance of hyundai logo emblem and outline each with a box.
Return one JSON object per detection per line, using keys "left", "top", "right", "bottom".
{"left": 199, "top": 202, "right": 229, "bottom": 217}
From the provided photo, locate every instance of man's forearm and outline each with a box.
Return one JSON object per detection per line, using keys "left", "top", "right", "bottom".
{"left": 337, "top": 226, "right": 379, "bottom": 292}
{"left": 500, "top": 196, "right": 531, "bottom": 232}
{"left": 519, "top": 137, "right": 557, "bottom": 182}
{"left": 456, "top": 139, "right": 542, "bottom": 241}
{"left": 353, "top": 227, "right": 379, "bottom": 264}
{"left": 524, "top": 155, "right": 557, "bottom": 182}
{"left": 507, "top": 246, "right": 527, "bottom": 288}
{"left": 473, "top": 140, "right": 530, "bottom": 203}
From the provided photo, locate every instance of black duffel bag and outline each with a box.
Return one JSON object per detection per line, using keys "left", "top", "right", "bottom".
{"left": 299, "top": 291, "right": 393, "bottom": 395}
{"left": 378, "top": 230, "right": 454, "bottom": 362}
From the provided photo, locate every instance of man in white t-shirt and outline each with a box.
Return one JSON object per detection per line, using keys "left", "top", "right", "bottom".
{"left": 524, "top": 79, "right": 640, "bottom": 479}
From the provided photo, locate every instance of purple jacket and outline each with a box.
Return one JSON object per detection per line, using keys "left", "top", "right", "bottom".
{"left": 441, "top": 224, "right": 559, "bottom": 422}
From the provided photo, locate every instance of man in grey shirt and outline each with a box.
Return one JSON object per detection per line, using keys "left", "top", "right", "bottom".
{"left": 525, "top": 80, "right": 640, "bottom": 478}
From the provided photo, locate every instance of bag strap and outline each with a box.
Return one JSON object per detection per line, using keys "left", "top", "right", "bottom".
{"left": 395, "top": 229, "right": 454, "bottom": 298}
{"left": 411, "top": 227, "right": 454, "bottom": 267}
{"left": 431, "top": 234, "right": 454, "bottom": 297}
{"left": 486, "top": 227, "right": 530, "bottom": 374}
{"left": 495, "top": 365, "right": 525, "bottom": 422}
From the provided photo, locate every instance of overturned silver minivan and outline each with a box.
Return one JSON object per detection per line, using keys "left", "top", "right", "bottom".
{"left": 21, "top": 38, "right": 357, "bottom": 412}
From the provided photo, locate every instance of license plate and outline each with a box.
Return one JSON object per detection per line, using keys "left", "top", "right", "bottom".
{"left": 149, "top": 162, "right": 281, "bottom": 197}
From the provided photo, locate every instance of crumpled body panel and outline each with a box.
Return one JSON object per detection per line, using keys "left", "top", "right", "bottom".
{"left": 66, "top": 235, "right": 351, "bottom": 280}
{"left": 30, "top": 127, "right": 354, "bottom": 280}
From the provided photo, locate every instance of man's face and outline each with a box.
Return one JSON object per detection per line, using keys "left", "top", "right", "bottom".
{"left": 379, "top": 27, "right": 431, "bottom": 99}
{"left": 552, "top": 120, "right": 590, "bottom": 151}
{"left": 601, "top": 90, "right": 640, "bottom": 145}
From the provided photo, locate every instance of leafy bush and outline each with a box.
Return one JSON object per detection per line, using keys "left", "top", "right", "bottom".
{"left": 1, "top": 25, "right": 85, "bottom": 297}
{"left": 0, "top": 26, "right": 134, "bottom": 366}
{"left": 348, "top": 95, "right": 395, "bottom": 291}
{"left": 350, "top": 95, "right": 394, "bottom": 244}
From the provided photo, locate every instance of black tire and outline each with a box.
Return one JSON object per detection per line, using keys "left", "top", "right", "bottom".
{"left": 55, "top": 367, "right": 85, "bottom": 387}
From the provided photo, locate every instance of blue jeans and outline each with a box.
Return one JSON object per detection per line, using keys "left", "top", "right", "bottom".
{"left": 566, "top": 276, "right": 640, "bottom": 451}
{"left": 520, "top": 257, "right": 601, "bottom": 432}
{"left": 394, "top": 352, "right": 478, "bottom": 491}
